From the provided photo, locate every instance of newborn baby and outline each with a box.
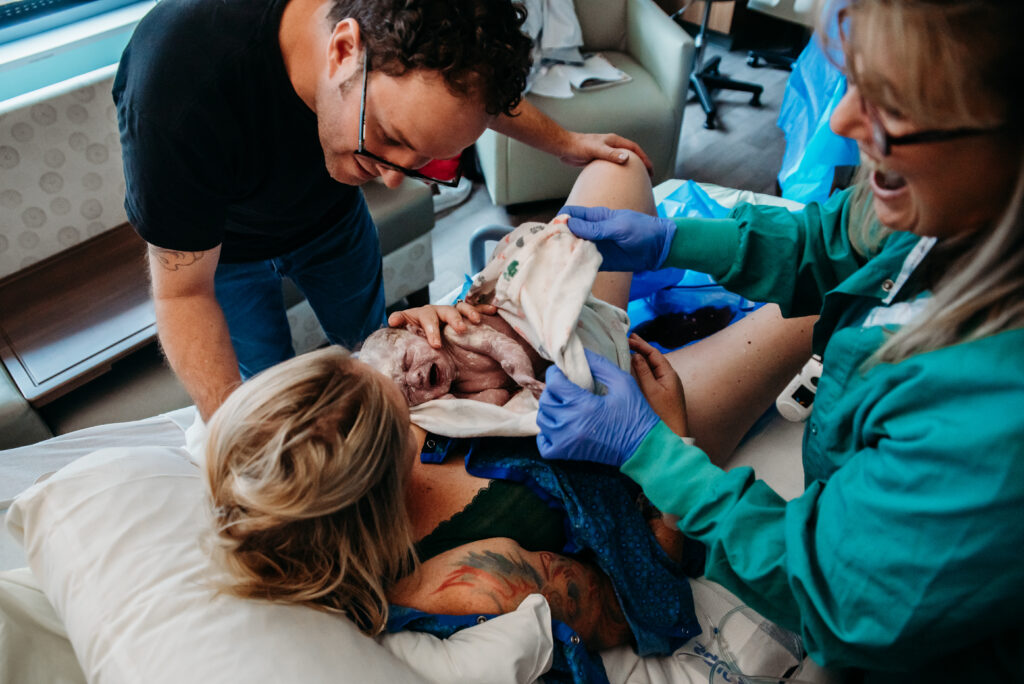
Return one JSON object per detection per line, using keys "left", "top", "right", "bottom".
{"left": 360, "top": 314, "right": 549, "bottom": 407}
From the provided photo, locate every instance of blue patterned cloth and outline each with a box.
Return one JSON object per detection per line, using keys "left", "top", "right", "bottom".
{"left": 388, "top": 436, "right": 701, "bottom": 683}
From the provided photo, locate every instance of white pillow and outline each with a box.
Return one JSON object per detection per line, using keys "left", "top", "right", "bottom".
{"left": 5, "top": 445, "right": 553, "bottom": 684}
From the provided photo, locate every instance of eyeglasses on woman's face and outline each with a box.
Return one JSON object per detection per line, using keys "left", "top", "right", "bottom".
{"left": 854, "top": 87, "right": 1002, "bottom": 157}
{"left": 835, "top": 9, "right": 1003, "bottom": 158}
{"left": 355, "top": 58, "right": 463, "bottom": 188}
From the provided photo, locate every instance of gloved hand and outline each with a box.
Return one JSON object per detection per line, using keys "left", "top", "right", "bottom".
{"left": 560, "top": 205, "right": 677, "bottom": 272}
{"left": 536, "top": 349, "right": 660, "bottom": 467}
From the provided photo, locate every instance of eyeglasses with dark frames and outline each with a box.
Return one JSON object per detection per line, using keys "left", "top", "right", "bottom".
{"left": 355, "top": 58, "right": 463, "bottom": 187}
{"left": 855, "top": 88, "right": 1000, "bottom": 157}
{"left": 835, "top": 8, "right": 1002, "bottom": 157}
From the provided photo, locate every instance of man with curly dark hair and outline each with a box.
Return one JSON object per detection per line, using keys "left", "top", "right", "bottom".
{"left": 114, "top": 0, "right": 651, "bottom": 420}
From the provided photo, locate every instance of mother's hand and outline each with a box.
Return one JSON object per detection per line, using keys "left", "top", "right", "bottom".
{"left": 387, "top": 302, "right": 497, "bottom": 348}
{"left": 628, "top": 334, "right": 689, "bottom": 438}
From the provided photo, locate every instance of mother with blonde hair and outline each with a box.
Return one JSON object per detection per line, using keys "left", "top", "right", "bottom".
{"left": 201, "top": 154, "right": 818, "bottom": 675}
{"left": 535, "top": 0, "right": 1024, "bottom": 680}
{"left": 205, "top": 346, "right": 417, "bottom": 633}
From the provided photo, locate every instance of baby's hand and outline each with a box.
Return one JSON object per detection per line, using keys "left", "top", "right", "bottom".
{"left": 388, "top": 302, "right": 497, "bottom": 348}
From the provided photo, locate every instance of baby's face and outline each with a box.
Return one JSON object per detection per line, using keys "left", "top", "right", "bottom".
{"left": 360, "top": 328, "right": 457, "bottom": 406}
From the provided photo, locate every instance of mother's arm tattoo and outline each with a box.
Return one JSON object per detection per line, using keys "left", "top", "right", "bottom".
{"left": 433, "top": 547, "right": 632, "bottom": 651}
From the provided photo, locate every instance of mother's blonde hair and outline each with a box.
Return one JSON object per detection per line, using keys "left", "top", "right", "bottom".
{"left": 205, "top": 346, "right": 416, "bottom": 635}
{"left": 824, "top": 0, "right": 1024, "bottom": 363}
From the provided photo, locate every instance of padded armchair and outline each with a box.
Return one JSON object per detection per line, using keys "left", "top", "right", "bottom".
{"left": 475, "top": 0, "right": 695, "bottom": 206}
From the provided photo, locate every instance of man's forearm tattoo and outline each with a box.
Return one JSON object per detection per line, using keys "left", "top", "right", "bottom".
{"left": 151, "top": 248, "right": 204, "bottom": 271}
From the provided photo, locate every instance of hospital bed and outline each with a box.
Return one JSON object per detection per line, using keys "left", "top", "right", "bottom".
{"left": 0, "top": 184, "right": 841, "bottom": 684}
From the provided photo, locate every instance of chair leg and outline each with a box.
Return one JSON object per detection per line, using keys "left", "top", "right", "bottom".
{"left": 689, "top": 72, "right": 719, "bottom": 130}
{"left": 685, "top": 0, "right": 766, "bottom": 128}
{"left": 747, "top": 49, "right": 796, "bottom": 71}
{"left": 701, "top": 72, "right": 764, "bottom": 107}
{"left": 690, "top": 53, "right": 765, "bottom": 129}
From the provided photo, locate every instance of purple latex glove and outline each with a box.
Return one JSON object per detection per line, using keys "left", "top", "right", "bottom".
{"left": 560, "top": 205, "right": 677, "bottom": 272}
{"left": 536, "top": 349, "right": 660, "bottom": 467}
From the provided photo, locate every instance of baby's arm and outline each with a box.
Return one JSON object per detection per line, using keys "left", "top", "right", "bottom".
{"left": 389, "top": 537, "right": 631, "bottom": 652}
{"left": 443, "top": 323, "right": 546, "bottom": 396}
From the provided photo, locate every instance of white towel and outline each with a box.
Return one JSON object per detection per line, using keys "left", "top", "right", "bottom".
{"left": 408, "top": 217, "right": 630, "bottom": 438}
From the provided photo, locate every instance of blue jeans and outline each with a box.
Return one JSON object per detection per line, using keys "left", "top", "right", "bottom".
{"left": 213, "top": 194, "right": 386, "bottom": 379}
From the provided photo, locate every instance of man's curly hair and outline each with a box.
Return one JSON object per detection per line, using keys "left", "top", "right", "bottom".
{"left": 327, "top": 0, "right": 533, "bottom": 116}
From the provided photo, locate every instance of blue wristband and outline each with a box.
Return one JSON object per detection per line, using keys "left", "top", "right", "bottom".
{"left": 456, "top": 274, "right": 474, "bottom": 302}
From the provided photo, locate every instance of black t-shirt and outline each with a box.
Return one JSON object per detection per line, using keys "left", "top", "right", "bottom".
{"left": 113, "top": 0, "right": 361, "bottom": 263}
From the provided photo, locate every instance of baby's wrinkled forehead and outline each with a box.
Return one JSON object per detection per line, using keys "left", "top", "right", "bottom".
{"left": 359, "top": 327, "right": 426, "bottom": 376}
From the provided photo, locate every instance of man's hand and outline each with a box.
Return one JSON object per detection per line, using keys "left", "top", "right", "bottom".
{"left": 387, "top": 302, "right": 498, "bottom": 348}
{"left": 629, "top": 334, "right": 688, "bottom": 438}
{"left": 491, "top": 100, "right": 653, "bottom": 176}
{"left": 557, "top": 131, "right": 653, "bottom": 176}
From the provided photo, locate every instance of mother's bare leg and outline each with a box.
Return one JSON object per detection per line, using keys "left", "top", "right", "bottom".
{"left": 663, "top": 306, "right": 815, "bottom": 466}
{"left": 561, "top": 152, "right": 653, "bottom": 310}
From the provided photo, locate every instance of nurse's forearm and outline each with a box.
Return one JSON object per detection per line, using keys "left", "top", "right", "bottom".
{"left": 663, "top": 190, "right": 863, "bottom": 317}
{"left": 661, "top": 216, "right": 742, "bottom": 276}
{"left": 621, "top": 422, "right": 800, "bottom": 630}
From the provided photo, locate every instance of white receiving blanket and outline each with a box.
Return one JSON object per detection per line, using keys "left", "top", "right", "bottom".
{"left": 408, "top": 218, "right": 631, "bottom": 438}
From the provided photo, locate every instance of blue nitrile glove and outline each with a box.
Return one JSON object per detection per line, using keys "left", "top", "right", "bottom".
{"left": 536, "top": 349, "right": 660, "bottom": 467}
{"left": 560, "top": 206, "right": 677, "bottom": 272}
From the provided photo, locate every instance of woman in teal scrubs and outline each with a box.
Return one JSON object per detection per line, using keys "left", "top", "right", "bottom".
{"left": 536, "top": 0, "right": 1024, "bottom": 680}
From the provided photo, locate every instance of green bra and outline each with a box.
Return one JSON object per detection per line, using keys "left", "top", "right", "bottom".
{"left": 414, "top": 477, "right": 567, "bottom": 562}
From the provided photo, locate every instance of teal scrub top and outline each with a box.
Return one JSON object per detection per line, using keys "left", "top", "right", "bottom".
{"left": 622, "top": 188, "right": 1024, "bottom": 681}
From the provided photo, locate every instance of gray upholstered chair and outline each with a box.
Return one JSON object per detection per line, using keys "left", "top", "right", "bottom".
{"left": 475, "top": 0, "right": 695, "bottom": 206}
